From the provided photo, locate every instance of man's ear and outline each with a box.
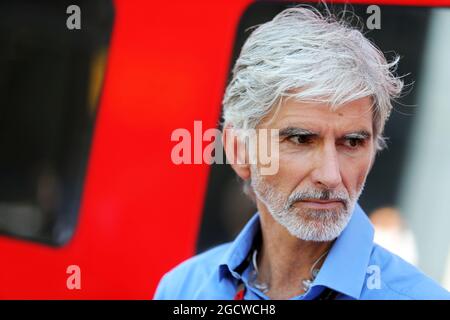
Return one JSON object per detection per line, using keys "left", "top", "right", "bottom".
{"left": 222, "top": 125, "right": 251, "bottom": 181}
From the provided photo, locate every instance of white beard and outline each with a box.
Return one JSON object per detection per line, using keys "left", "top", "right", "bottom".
{"left": 250, "top": 170, "right": 363, "bottom": 242}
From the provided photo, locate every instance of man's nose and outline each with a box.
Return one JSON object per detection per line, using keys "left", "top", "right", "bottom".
{"left": 310, "top": 143, "right": 342, "bottom": 189}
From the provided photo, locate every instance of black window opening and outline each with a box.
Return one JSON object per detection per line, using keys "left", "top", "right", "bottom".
{"left": 0, "top": 0, "right": 114, "bottom": 246}
{"left": 197, "top": 2, "right": 433, "bottom": 254}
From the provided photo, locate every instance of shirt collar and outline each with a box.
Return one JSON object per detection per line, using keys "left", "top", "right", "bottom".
{"left": 313, "top": 203, "right": 374, "bottom": 299}
{"left": 217, "top": 203, "right": 374, "bottom": 299}
{"left": 218, "top": 212, "right": 261, "bottom": 281}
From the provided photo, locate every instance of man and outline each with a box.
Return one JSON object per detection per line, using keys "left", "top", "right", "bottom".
{"left": 154, "top": 6, "right": 450, "bottom": 299}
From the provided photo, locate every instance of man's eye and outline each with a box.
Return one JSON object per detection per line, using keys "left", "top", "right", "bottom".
{"left": 288, "top": 134, "right": 313, "bottom": 145}
{"left": 344, "top": 138, "right": 364, "bottom": 148}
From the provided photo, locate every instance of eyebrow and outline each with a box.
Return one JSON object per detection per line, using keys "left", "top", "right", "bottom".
{"left": 278, "top": 127, "right": 318, "bottom": 138}
{"left": 342, "top": 130, "right": 372, "bottom": 140}
{"left": 278, "top": 126, "right": 372, "bottom": 139}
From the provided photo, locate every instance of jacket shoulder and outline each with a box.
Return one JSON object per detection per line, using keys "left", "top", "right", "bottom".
{"left": 153, "top": 242, "right": 232, "bottom": 299}
{"left": 364, "top": 243, "right": 450, "bottom": 300}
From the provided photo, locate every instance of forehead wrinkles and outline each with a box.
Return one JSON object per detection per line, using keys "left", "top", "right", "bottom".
{"left": 262, "top": 98, "right": 374, "bottom": 132}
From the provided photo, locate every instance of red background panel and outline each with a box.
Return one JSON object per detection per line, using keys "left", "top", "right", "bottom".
{"left": 0, "top": 0, "right": 448, "bottom": 299}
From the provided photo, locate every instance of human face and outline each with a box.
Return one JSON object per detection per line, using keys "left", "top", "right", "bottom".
{"left": 251, "top": 97, "right": 376, "bottom": 241}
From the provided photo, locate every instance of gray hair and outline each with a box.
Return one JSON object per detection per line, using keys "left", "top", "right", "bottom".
{"left": 222, "top": 6, "right": 404, "bottom": 151}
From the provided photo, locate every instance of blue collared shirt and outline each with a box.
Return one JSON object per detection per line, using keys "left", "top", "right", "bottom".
{"left": 154, "top": 204, "right": 450, "bottom": 300}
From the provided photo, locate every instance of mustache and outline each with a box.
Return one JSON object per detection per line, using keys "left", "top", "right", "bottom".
{"left": 287, "top": 189, "right": 349, "bottom": 209}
